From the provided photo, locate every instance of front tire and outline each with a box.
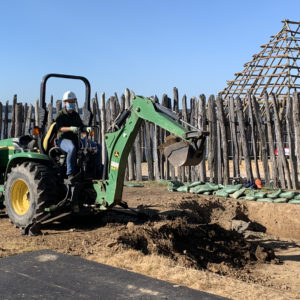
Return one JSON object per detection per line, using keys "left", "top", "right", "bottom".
{"left": 4, "top": 162, "right": 57, "bottom": 228}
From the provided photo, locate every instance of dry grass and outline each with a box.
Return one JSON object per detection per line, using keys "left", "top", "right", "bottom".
{"left": 88, "top": 249, "right": 296, "bottom": 300}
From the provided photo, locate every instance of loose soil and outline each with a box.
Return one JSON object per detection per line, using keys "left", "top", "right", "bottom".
{"left": 0, "top": 182, "right": 299, "bottom": 299}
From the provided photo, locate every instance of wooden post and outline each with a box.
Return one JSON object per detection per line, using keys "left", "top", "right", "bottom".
{"left": 153, "top": 94, "right": 161, "bottom": 181}
{"left": 247, "top": 93, "right": 260, "bottom": 179}
{"left": 181, "top": 94, "right": 189, "bottom": 182}
{"left": 216, "top": 95, "right": 229, "bottom": 185}
{"left": 229, "top": 96, "right": 240, "bottom": 179}
{"left": 82, "top": 97, "right": 89, "bottom": 126}
{"left": 173, "top": 87, "right": 179, "bottom": 113}
{"left": 34, "top": 98, "right": 39, "bottom": 128}
{"left": 120, "top": 94, "right": 125, "bottom": 112}
{"left": 207, "top": 95, "right": 218, "bottom": 183}
{"left": 91, "top": 98, "right": 98, "bottom": 142}
{"left": 94, "top": 93, "right": 102, "bottom": 144}
{"left": 15, "top": 103, "right": 23, "bottom": 137}
{"left": 114, "top": 92, "right": 120, "bottom": 115}
{"left": 110, "top": 97, "right": 117, "bottom": 122}
{"left": 4, "top": 101, "right": 9, "bottom": 139}
{"left": 286, "top": 95, "right": 298, "bottom": 189}
{"left": 9, "top": 94, "right": 17, "bottom": 138}
{"left": 173, "top": 87, "right": 181, "bottom": 180}
{"left": 105, "top": 97, "right": 112, "bottom": 130}
{"left": 292, "top": 92, "right": 300, "bottom": 175}
{"left": 270, "top": 93, "right": 291, "bottom": 189}
{"left": 198, "top": 94, "right": 206, "bottom": 182}
{"left": 251, "top": 95, "right": 270, "bottom": 186}
{"left": 47, "top": 97, "right": 53, "bottom": 131}
{"left": 216, "top": 122, "right": 222, "bottom": 183}
{"left": 153, "top": 122, "right": 161, "bottom": 180}
{"left": 190, "top": 97, "right": 198, "bottom": 182}
{"left": 145, "top": 121, "right": 154, "bottom": 180}
{"left": 0, "top": 102, "right": 2, "bottom": 139}
{"left": 56, "top": 100, "right": 62, "bottom": 115}
{"left": 263, "top": 93, "right": 278, "bottom": 187}
{"left": 159, "top": 94, "right": 168, "bottom": 180}
{"left": 100, "top": 93, "right": 107, "bottom": 179}
{"left": 24, "top": 104, "right": 33, "bottom": 135}
{"left": 22, "top": 103, "right": 28, "bottom": 135}
{"left": 167, "top": 95, "right": 176, "bottom": 181}
{"left": 235, "top": 96, "right": 253, "bottom": 182}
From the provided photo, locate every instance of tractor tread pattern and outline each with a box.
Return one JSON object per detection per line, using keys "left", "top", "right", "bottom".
{"left": 4, "top": 162, "right": 57, "bottom": 228}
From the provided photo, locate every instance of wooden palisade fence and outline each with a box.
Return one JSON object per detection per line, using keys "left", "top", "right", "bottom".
{"left": 1, "top": 89, "right": 300, "bottom": 189}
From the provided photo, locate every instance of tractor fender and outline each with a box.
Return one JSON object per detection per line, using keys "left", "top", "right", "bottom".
{"left": 5, "top": 152, "right": 52, "bottom": 180}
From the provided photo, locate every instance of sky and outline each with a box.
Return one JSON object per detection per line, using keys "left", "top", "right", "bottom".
{"left": 0, "top": 0, "right": 299, "bottom": 107}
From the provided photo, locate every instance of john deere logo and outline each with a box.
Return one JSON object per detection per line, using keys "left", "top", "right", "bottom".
{"left": 114, "top": 151, "right": 120, "bottom": 158}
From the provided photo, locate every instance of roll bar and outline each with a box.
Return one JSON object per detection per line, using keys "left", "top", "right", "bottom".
{"left": 40, "top": 73, "right": 91, "bottom": 111}
{"left": 39, "top": 73, "right": 92, "bottom": 132}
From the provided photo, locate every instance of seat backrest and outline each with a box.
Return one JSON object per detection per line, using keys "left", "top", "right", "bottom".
{"left": 42, "top": 122, "right": 57, "bottom": 154}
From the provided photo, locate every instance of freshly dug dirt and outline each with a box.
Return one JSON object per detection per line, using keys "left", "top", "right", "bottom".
{"left": 118, "top": 219, "right": 278, "bottom": 272}
{"left": 0, "top": 182, "right": 299, "bottom": 300}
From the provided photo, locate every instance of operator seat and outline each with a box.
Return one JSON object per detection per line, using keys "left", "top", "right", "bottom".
{"left": 41, "top": 122, "right": 59, "bottom": 154}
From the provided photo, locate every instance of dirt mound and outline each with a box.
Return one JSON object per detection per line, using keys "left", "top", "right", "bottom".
{"left": 117, "top": 218, "right": 279, "bottom": 274}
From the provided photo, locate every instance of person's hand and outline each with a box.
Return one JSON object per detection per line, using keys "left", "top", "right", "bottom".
{"left": 86, "top": 127, "right": 92, "bottom": 133}
{"left": 70, "top": 126, "right": 79, "bottom": 134}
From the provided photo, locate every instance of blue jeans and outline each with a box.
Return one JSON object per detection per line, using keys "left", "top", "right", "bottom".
{"left": 57, "top": 138, "right": 78, "bottom": 175}
{"left": 57, "top": 138, "right": 102, "bottom": 176}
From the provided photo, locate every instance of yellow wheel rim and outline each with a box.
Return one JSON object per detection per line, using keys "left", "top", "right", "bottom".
{"left": 11, "top": 180, "right": 30, "bottom": 215}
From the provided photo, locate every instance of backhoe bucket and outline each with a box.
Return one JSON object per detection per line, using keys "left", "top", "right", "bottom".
{"left": 163, "top": 139, "right": 205, "bottom": 167}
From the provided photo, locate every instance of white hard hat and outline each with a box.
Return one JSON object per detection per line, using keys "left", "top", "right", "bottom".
{"left": 62, "top": 91, "right": 77, "bottom": 101}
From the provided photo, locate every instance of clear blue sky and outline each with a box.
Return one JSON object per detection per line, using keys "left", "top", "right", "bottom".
{"left": 0, "top": 0, "right": 299, "bottom": 107}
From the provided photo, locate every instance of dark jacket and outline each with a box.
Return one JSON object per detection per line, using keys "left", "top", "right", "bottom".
{"left": 55, "top": 108, "right": 84, "bottom": 141}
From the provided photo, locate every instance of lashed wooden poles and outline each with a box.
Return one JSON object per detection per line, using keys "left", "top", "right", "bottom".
{"left": 270, "top": 93, "right": 291, "bottom": 189}
{"left": 100, "top": 93, "right": 107, "bottom": 179}
{"left": 292, "top": 92, "right": 300, "bottom": 174}
{"left": 251, "top": 94, "right": 270, "bottom": 186}
{"left": 247, "top": 93, "right": 260, "bottom": 179}
{"left": 286, "top": 94, "right": 298, "bottom": 189}
{"left": 207, "top": 95, "right": 218, "bottom": 183}
{"left": 235, "top": 96, "right": 253, "bottom": 182}
{"left": 47, "top": 96, "right": 53, "bottom": 131}
{"left": 9, "top": 95, "right": 17, "bottom": 138}
{"left": 0, "top": 102, "right": 2, "bottom": 139}
{"left": 24, "top": 104, "right": 33, "bottom": 135}
{"left": 2, "top": 88, "right": 300, "bottom": 188}
{"left": 228, "top": 96, "right": 240, "bottom": 179}
{"left": 216, "top": 95, "right": 229, "bottom": 185}
{"left": 4, "top": 101, "right": 8, "bottom": 139}
{"left": 198, "top": 94, "right": 206, "bottom": 182}
{"left": 144, "top": 121, "right": 154, "bottom": 180}
{"left": 263, "top": 92, "right": 278, "bottom": 187}
{"left": 15, "top": 103, "right": 23, "bottom": 137}
{"left": 190, "top": 96, "right": 198, "bottom": 182}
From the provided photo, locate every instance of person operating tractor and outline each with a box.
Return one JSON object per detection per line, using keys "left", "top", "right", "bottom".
{"left": 56, "top": 91, "right": 101, "bottom": 181}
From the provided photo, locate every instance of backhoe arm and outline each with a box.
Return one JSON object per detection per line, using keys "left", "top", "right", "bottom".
{"left": 94, "top": 96, "right": 207, "bottom": 210}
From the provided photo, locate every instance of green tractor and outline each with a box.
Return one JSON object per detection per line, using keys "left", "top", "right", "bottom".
{"left": 0, "top": 74, "right": 208, "bottom": 235}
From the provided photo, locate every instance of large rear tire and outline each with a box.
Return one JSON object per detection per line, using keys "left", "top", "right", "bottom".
{"left": 4, "top": 162, "right": 57, "bottom": 228}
